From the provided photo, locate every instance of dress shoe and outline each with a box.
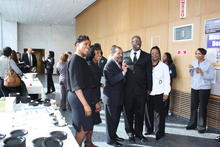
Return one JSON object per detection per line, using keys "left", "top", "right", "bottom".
{"left": 215, "top": 135, "right": 220, "bottom": 142}
{"left": 144, "top": 131, "right": 153, "bottom": 135}
{"left": 115, "top": 136, "right": 124, "bottom": 142}
{"left": 128, "top": 134, "right": 135, "bottom": 142}
{"left": 51, "top": 90, "right": 56, "bottom": 93}
{"left": 45, "top": 92, "right": 51, "bottom": 95}
{"left": 156, "top": 134, "right": 165, "bottom": 140}
{"left": 107, "top": 141, "right": 122, "bottom": 146}
{"left": 198, "top": 129, "right": 206, "bottom": 134}
{"left": 138, "top": 136, "right": 148, "bottom": 143}
{"left": 186, "top": 125, "right": 196, "bottom": 130}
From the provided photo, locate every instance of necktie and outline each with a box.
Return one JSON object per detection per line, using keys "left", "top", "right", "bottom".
{"left": 133, "top": 52, "right": 137, "bottom": 63}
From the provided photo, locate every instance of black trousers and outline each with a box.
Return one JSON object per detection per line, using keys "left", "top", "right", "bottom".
{"left": 105, "top": 104, "right": 122, "bottom": 143}
{"left": 47, "top": 73, "right": 55, "bottom": 93}
{"left": 59, "top": 81, "right": 68, "bottom": 109}
{"left": 145, "top": 94, "right": 165, "bottom": 138}
{"left": 124, "top": 93, "right": 146, "bottom": 138}
{"left": 188, "top": 89, "right": 210, "bottom": 130}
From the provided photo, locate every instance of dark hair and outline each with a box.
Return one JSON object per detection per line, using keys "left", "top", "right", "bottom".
{"left": 111, "top": 45, "right": 121, "bottom": 54}
{"left": 150, "top": 46, "right": 161, "bottom": 59}
{"left": 49, "top": 51, "right": 55, "bottom": 58}
{"left": 86, "top": 44, "right": 101, "bottom": 61}
{"left": 3, "top": 47, "right": 12, "bottom": 57}
{"left": 75, "top": 35, "right": 90, "bottom": 46}
{"left": 67, "top": 51, "right": 72, "bottom": 55}
{"left": 11, "top": 50, "right": 18, "bottom": 62}
{"left": 197, "top": 48, "right": 207, "bottom": 55}
{"left": 16, "top": 52, "right": 21, "bottom": 56}
{"left": 164, "top": 52, "right": 173, "bottom": 65}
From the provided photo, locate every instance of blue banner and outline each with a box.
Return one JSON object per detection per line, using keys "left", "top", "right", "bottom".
{"left": 207, "top": 33, "right": 220, "bottom": 48}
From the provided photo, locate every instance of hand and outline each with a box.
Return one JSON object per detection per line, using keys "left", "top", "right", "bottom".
{"left": 163, "top": 95, "right": 169, "bottom": 101}
{"left": 122, "top": 60, "right": 128, "bottom": 72}
{"left": 188, "top": 65, "right": 193, "bottom": 69}
{"left": 95, "top": 103, "right": 101, "bottom": 112}
{"left": 83, "top": 105, "right": 92, "bottom": 116}
{"left": 147, "top": 90, "right": 151, "bottom": 95}
{"left": 42, "top": 57, "right": 45, "bottom": 61}
{"left": 100, "top": 83, "right": 104, "bottom": 88}
{"left": 195, "top": 67, "right": 203, "bottom": 75}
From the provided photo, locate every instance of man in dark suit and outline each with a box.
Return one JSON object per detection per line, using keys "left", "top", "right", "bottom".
{"left": 123, "top": 36, "right": 152, "bottom": 143}
{"left": 21, "top": 48, "right": 37, "bottom": 72}
{"left": 103, "top": 45, "right": 128, "bottom": 146}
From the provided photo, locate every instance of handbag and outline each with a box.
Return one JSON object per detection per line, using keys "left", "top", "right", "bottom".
{"left": 4, "top": 59, "right": 21, "bottom": 87}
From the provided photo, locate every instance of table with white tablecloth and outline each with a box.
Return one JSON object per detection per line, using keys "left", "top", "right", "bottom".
{"left": 0, "top": 104, "right": 79, "bottom": 147}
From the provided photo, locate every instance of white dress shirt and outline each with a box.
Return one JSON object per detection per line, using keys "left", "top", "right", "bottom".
{"left": 130, "top": 49, "right": 141, "bottom": 62}
{"left": 150, "top": 61, "right": 171, "bottom": 96}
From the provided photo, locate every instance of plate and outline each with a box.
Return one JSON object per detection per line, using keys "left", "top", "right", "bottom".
{"left": 4, "top": 136, "right": 26, "bottom": 146}
{"left": 10, "top": 129, "right": 28, "bottom": 137}
{"left": 42, "top": 137, "right": 63, "bottom": 147}
{"left": 50, "top": 131, "right": 67, "bottom": 140}
{"left": 0, "top": 133, "right": 6, "bottom": 139}
{"left": 32, "top": 137, "right": 47, "bottom": 147}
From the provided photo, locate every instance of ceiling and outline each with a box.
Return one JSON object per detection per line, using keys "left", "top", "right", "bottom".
{"left": 0, "top": 0, "right": 96, "bottom": 25}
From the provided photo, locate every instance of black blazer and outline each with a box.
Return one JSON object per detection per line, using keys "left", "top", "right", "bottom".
{"left": 103, "top": 59, "right": 125, "bottom": 106}
{"left": 43, "top": 57, "right": 55, "bottom": 74}
{"left": 123, "top": 49, "right": 152, "bottom": 95}
{"left": 21, "top": 53, "right": 37, "bottom": 67}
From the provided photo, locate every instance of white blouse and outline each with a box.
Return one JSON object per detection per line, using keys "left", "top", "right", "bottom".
{"left": 150, "top": 61, "right": 171, "bottom": 96}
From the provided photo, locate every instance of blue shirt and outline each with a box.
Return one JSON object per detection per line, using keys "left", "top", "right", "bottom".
{"left": 190, "top": 59, "right": 215, "bottom": 90}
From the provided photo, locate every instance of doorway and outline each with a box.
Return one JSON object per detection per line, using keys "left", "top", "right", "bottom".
{"left": 24, "top": 48, "right": 45, "bottom": 74}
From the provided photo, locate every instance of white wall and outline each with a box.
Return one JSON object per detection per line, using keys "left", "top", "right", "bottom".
{"left": 0, "top": 15, "right": 17, "bottom": 51}
{"left": 18, "top": 24, "right": 75, "bottom": 69}
{"left": 0, "top": 15, "right": 2, "bottom": 51}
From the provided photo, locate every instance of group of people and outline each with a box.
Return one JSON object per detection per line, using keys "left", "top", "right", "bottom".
{"left": 65, "top": 34, "right": 217, "bottom": 147}
{"left": 0, "top": 34, "right": 217, "bottom": 146}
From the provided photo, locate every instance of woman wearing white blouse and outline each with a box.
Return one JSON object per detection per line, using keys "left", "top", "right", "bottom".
{"left": 147, "top": 46, "right": 171, "bottom": 140}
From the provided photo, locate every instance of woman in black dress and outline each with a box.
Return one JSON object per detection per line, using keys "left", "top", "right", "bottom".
{"left": 85, "top": 44, "right": 102, "bottom": 147}
{"left": 67, "top": 35, "right": 93, "bottom": 146}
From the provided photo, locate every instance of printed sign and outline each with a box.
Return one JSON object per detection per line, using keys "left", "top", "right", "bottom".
{"left": 207, "top": 33, "right": 220, "bottom": 48}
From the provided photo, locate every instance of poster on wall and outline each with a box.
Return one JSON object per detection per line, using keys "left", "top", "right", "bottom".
{"left": 205, "top": 18, "right": 220, "bottom": 96}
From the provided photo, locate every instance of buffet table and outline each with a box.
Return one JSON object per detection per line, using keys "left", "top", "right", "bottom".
{"left": 22, "top": 74, "right": 45, "bottom": 99}
{"left": 0, "top": 103, "right": 78, "bottom": 147}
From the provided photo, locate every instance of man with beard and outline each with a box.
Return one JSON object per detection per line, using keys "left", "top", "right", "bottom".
{"left": 123, "top": 36, "right": 152, "bottom": 143}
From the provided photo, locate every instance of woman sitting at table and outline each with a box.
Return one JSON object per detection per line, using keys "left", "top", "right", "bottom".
{"left": 0, "top": 47, "right": 27, "bottom": 97}
{"left": 67, "top": 35, "right": 94, "bottom": 146}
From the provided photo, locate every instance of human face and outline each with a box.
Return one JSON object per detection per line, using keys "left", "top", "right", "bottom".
{"left": 132, "top": 36, "right": 142, "bottom": 51}
{"left": 27, "top": 48, "right": 32, "bottom": 54}
{"left": 112, "top": 48, "right": 123, "bottom": 63}
{"left": 93, "top": 50, "right": 102, "bottom": 63}
{"left": 151, "top": 49, "right": 160, "bottom": 62}
{"left": 195, "top": 50, "right": 205, "bottom": 61}
{"left": 16, "top": 53, "right": 21, "bottom": 59}
{"left": 162, "top": 54, "right": 168, "bottom": 63}
{"left": 76, "top": 40, "right": 91, "bottom": 57}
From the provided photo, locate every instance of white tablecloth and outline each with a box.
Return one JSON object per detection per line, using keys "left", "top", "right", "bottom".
{"left": 22, "top": 76, "right": 45, "bottom": 99}
{"left": 0, "top": 104, "right": 79, "bottom": 147}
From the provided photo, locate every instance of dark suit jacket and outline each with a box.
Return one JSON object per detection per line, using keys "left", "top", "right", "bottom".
{"left": 98, "top": 56, "right": 107, "bottom": 76}
{"left": 43, "top": 57, "right": 55, "bottom": 74}
{"left": 21, "top": 53, "right": 37, "bottom": 67}
{"left": 103, "top": 59, "right": 125, "bottom": 106}
{"left": 123, "top": 49, "right": 152, "bottom": 95}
